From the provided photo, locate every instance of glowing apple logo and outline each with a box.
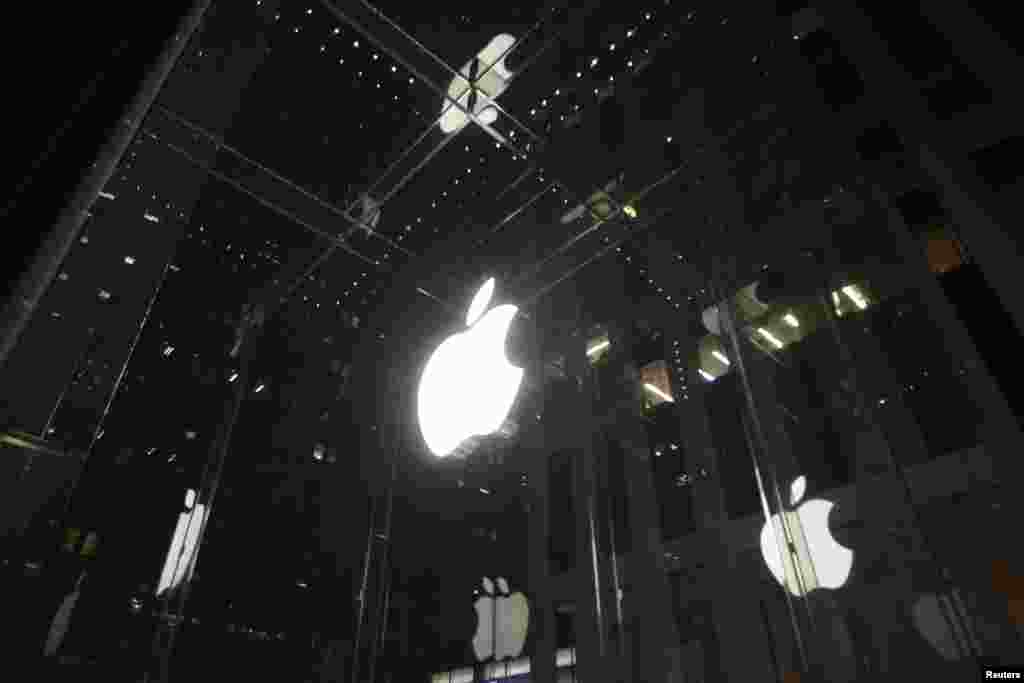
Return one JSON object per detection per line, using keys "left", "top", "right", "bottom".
{"left": 439, "top": 34, "right": 516, "bottom": 135}
{"left": 472, "top": 577, "right": 530, "bottom": 662}
{"left": 759, "top": 475, "right": 853, "bottom": 596}
{"left": 417, "top": 278, "right": 524, "bottom": 458}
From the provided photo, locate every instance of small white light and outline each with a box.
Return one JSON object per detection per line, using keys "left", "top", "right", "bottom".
{"left": 712, "top": 350, "right": 730, "bottom": 366}
{"left": 144, "top": 213, "right": 159, "bottom": 223}
{"left": 124, "top": 256, "right": 136, "bottom": 265}
{"left": 757, "top": 328, "right": 784, "bottom": 349}
{"left": 254, "top": 383, "right": 265, "bottom": 393}
{"left": 698, "top": 369, "right": 715, "bottom": 382}
{"left": 479, "top": 488, "right": 491, "bottom": 495}
{"left": 783, "top": 313, "right": 800, "bottom": 327}
{"left": 228, "top": 372, "right": 238, "bottom": 383}
{"left": 184, "top": 489, "right": 196, "bottom": 509}
{"left": 99, "top": 191, "right": 115, "bottom": 200}
{"left": 586, "top": 339, "right": 610, "bottom": 356}
{"left": 644, "top": 383, "right": 674, "bottom": 403}
{"left": 841, "top": 285, "right": 868, "bottom": 310}
{"left": 590, "top": 57, "right": 598, "bottom": 67}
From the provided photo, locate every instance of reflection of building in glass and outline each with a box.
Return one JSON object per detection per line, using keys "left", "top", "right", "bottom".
{"left": 2, "top": 0, "right": 1022, "bottom": 680}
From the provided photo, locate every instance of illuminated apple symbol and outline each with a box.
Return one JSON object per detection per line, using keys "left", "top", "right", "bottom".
{"left": 440, "top": 34, "right": 516, "bottom": 135}
{"left": 472, "top": 577, "right": 530, "bottom": 662}
{"left": 759, "top": 475, "right": 853, "bottom": 596}
{"left": 417, "top": 278, "right": 524, "bottom": 458}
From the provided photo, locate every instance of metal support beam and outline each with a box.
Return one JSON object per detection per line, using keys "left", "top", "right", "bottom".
{"left": 0, "top": 0, "right": 212, "bottom": 372}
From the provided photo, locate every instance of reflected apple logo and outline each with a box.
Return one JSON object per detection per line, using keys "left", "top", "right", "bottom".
{"left": 417, "top": 278, "right": 524, "bottom": 457}
{"left": 760, "top": 475, "right": 853, "bottom": 596}
{"left": 473, "top": 577, "right": 529, "bottom": 662}
{"left": 439, "top": 34, "right": 516, "bottom": 135}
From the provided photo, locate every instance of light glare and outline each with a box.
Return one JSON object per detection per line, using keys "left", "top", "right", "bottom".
{"left": 644, "top": 383, "right": 674, "bottom": 402}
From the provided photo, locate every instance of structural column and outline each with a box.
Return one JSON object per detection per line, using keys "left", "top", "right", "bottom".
{"left": 524, "top": 349, "right": 556, "bottom": 683}
{"left": 599, "top": 316, "right": 682, "bottom": 683}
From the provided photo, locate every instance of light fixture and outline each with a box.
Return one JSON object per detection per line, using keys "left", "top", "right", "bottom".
{"left": 756, "top": 328, "right": 784, "bottom": 349}
{"left": 254, "top": 383, "right": 265, "bottom": 393}
{"left": 712, "top": 350, "right": 730, "bottom": 366}
{"left": 644, "top": 383, "right": 674, "bottom": 403}
{"left": 698, "top": 369, "right": 715, "bottom": 382}
{"left": 783, "top": 313, "right": 800, "bottom": 327}
{"left": 228, "top": 372, "right": 239, "bottom": 383}
{"left": 586, "top": 340, "right": 610, "bottom": 356}
{"left": 841, "top": 285, "right": 868, "bottom": 310}
{"left": 623, "top": 204, "right": 638, "bottom": 218}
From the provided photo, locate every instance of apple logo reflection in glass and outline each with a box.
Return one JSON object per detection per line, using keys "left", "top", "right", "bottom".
{"left": 439, "top": 35, "right": 516, "bottom": 136}
{"left": 473, "top": 577, "right": 530, "bottom": 662}
{"left": 417, "top": 278, "right": 524, "bottom": 458}
{"left": 759, "top": 475, "right": 853, "bottom": 596}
